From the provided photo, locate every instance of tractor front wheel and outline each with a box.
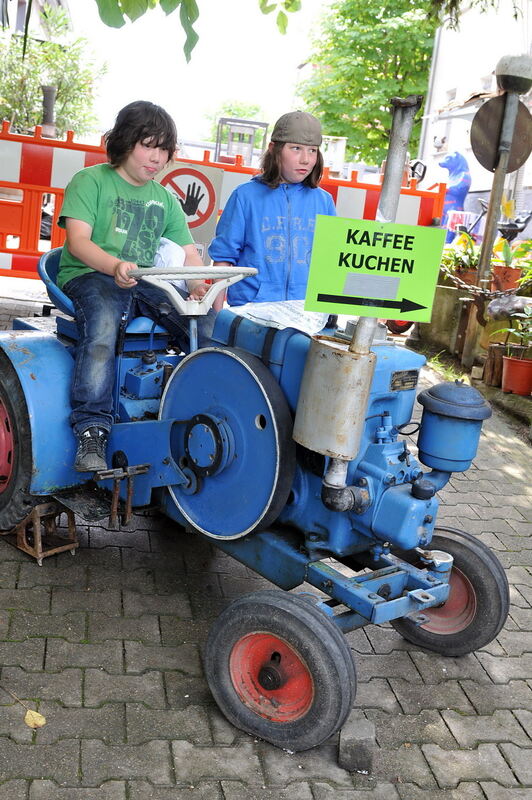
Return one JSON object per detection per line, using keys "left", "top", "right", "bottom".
{"left": 391, "top": 527, "right": 509, "bottom": 657}
{"left": 204, "top": 590, "right": 356, "bottom": 751}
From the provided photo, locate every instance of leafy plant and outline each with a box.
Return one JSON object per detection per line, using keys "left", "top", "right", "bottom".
{"left": 428, "top": 350, "right": 471, "bottom": 383}
{"left": 415, "top": 344, "right": 471, "bottom": 383}
{"left": 490, "top": 305, "right": 532, "bottom": 358}
{"left": 512, "top": 240, "right": 532, "bottom": 276}
{"left": 428, "top": 0, "right": 521, "bottom": 28}
{"left": 440, "top": 233, "right": 531, "bottom": 279}
{"left": 440, "top": 232, "right": 480, "bottom": 273}
{"left": 491, "top": 237, "right": 513, "bottom": 267}
{"left": 492, "top": 237, "right": 532, "bottom": 269}
{"left": 2, "top": 0, "right": 522, "bottom": 62}
{"left": 0, "top": 5, "right": 106, "bottom": 136}
{"left": 1, "top": 0, "right": 302, "bottom": 62}
{"left": 518, "top": 267, "right": 532, "bottom": 289}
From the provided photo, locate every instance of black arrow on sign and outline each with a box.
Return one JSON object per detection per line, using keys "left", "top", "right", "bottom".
{"left": 316, "top": 294, "right": 427, "bottom": 313}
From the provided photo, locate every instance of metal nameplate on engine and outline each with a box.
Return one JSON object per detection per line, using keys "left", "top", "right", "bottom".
{"left": 390, "top": 370, "right": 419, "bottom": 391}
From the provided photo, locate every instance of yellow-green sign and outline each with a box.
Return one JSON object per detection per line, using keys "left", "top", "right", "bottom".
{"left": 305, "top": 216, "right": 446, "bottom": 322}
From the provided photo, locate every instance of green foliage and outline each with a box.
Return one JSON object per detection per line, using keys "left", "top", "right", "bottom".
{"left": 298, "top": 0, "right": 437, "bottom": 165}
{"left": 427, "top": 350, "right": 470, "bottom": 383}
{"left": 428, "top": 0, "right": 519, "bottom": 29}
{"left": 2, "top": 0, "right": 520, "bottom": 62}
{"left": 208, "top": 101, "right": 266, "bottom": 148}
{"left": 259, "top": 0, "right": 301, "bottom": 36}
{"left": 91, "top": 0, "right": 297, "bottom": 61}
{"left": 440, "top": 233, "right": 481, "bottom": 273}
{"left": 441, "top": 235, "right": 532, "bottom": 283}
{"left": 416, "top": 344, "right": 471, "bottom": 383}
{"left": 512, "top": 239, "right": 532, "bottom": 274}
{"left": 491, "top": 305, "right": 532, "bottom": 355}
{"left": 0, "top": 5, "right": 106, "bottom": 136}
{"left": 493, "top": 236, "right": 532, "bottom": 269}
{"left": 501, "top": 239, "right": 513, "bottom": 267}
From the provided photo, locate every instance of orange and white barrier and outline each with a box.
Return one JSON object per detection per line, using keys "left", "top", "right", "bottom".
{"left": 0, "top": 123, "right": 446, "bottom": 279}
{"left": 0, "top": 122, "right": 106, "bottom": 278}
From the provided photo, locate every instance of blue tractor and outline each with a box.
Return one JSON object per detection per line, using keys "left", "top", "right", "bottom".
{"left": 0, "top": 248, "right": 509, "bottom": 751}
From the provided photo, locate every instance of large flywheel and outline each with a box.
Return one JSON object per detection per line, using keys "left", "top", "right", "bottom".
{"left": 159, "top": 347, "right": 296, "bottom": 539}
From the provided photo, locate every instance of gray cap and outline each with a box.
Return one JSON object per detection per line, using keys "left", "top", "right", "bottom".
{"left": 271, "top": 111, "right": 322, "bottom": 146}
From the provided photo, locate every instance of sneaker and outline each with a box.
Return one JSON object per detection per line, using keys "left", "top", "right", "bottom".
{"left": 74, "top": 427, "right": 108, "bottom": 473}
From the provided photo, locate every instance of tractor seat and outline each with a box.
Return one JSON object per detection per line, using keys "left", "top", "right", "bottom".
{"left": 38, "top": 248, "right": 167, "bottom": 335}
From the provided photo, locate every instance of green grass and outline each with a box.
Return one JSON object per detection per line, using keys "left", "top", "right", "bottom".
{"left": 414, "top": 344, "right": 471, "bottom": 384}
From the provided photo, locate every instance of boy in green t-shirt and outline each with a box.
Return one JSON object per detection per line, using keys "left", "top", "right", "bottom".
{"left": 58, "top": 100, "right": 213, "bottom": 473}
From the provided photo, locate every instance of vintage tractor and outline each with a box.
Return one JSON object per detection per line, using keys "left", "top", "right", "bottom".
{"left": 0, "top": 94, "right": 510, "bottom": 753}
{"left": 0, "top": 247, "right": 509, "bottom": 752}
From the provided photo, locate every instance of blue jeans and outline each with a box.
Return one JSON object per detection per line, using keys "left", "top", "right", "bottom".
{"left": 64, "top": 272, "right": 216, "bottom": 435}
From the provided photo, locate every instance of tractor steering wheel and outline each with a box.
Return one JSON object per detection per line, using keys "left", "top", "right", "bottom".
{"left": 129, "top": 265, "right": 257, "bottom": 316}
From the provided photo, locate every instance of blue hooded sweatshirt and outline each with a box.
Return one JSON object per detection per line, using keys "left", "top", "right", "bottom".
{"left": 208, "top": 176, "right": 336, "bottom": 306}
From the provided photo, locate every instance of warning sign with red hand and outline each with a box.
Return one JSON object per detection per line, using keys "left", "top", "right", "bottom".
{"left": 155, "top": 161, "right": 223, "bottom": 265}
{"left": 159, "top": 166, "right": 218, "bottom": 229}
{"left": 178, "top": 181, "right": 205, "bottom": 217}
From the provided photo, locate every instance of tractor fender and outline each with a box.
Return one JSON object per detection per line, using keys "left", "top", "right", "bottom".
{"left": 0, "top": 331, "right": 81, "bottom": 493}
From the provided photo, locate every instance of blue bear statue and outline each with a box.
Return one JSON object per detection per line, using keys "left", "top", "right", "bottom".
{"left": 439, "top": 151, "right": 471, "bottom": 243}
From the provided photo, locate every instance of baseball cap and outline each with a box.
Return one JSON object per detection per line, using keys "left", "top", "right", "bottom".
{"left": 271, "top": 111, "right": 322, "bottom": 146}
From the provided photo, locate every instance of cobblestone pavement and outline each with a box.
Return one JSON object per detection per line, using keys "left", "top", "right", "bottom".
{"left": 0, "top": 367, "right": 530, "bottom": 799}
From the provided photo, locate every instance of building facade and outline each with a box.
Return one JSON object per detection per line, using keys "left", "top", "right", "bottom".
{"left": 418, "top": 0, "right": 532, "bottom": 235}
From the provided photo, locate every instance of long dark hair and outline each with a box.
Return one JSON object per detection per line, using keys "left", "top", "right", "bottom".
{"left": 105, "top": 101, "right": 177, "bottom": 167}
{"left": 260, "top": 142, "right": 324, "bottom": 189}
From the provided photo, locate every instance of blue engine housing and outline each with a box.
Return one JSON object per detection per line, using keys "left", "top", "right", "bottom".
{"left": 0, "top": 294, "right": 495, "bottom": 634}
{"left": 210, "top": 311, "right": 435, "bottom": 553}
{"left": 1, "top": 302, "right": 489, "bottom": 564}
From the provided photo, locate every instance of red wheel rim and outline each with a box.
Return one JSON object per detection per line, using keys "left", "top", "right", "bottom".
{"left": 229, "top": 632, "right": 314, "bottom": 722}
{"left": 0, "top": 399, "right": 14, "bottom": 495}
{"left": 390, "top": 320, "right": 411, "bottom": 331}
{"left": 420, "top": 567, "right": 477, "bottom": 634}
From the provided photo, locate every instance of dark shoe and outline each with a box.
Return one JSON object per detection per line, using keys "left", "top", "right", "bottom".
{"left": 74, "top": 427, "right": 108, "bottom": 472}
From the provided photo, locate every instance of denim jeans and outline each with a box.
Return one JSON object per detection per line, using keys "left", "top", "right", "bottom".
{"left": 64, "top": 272, "right": 216, "bottom": 435}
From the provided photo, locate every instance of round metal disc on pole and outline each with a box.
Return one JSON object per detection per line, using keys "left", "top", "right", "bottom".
{"left": 470, "top": 96, "right": 532, "bottom": 173}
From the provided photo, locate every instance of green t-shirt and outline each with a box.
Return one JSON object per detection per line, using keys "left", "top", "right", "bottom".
{"left": 57, "top": 163, "right": 193, "bottom": 288}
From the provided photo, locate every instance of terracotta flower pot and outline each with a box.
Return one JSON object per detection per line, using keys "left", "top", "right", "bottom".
{"left": 501, "top": 355, "right": 532, "bottom": 396}
{"left": 490, "top": 264, "right": 522, "bottom": 292}
{"left": 457, "top": 269, "right": 478, "bottom": 286}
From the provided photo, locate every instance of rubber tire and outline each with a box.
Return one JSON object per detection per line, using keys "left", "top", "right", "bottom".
{"left": 0, "top": 351, "right": 38, "bottom": 529}
{"left": 204, "top": 590, "right": 356, "bottom": 751}
{"left": 391, "top": 526, "right": 509, "bottom": 657}
{"left": 386, "top": 320, "right": 414, "bottom": 335}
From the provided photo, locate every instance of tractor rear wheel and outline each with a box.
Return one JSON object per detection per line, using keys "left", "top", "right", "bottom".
{"left": 0, "top": 351, "right": 37, "bottom": 530}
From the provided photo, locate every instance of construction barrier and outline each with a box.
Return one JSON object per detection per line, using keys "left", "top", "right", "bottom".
{"left": 0, "top": 122, "right": 108, "bottom": 277}
{"left": 0, "top": 123, "right": 446, "bottom": 279}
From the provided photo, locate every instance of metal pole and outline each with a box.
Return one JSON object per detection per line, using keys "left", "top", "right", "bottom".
{"left": 417, "top": 29, "right": 441, "bottom": 161}
{"left": 189, "top": 318, "right": 198, "bottom": 353}
{"left": 321, "top": 96, "right": 423, "bottom": 495}
{"left": 41, "top": 85, "right": 57, "bottom": 138}
{"left": 460, "top": 91, "right": 519, "bottom": 368}
{"left": 349, "top": 95, "right": 423, "bottom": 355}
{"left": 475, "top": 92, "right": 519, "bottom": 287}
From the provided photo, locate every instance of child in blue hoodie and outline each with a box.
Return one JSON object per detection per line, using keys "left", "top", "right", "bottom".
{"left": 208, "top": 111, "right": 336, "bottom": 307}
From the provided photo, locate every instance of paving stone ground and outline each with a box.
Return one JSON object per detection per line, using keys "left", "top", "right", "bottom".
{"left": 0, "top": 366, "right": 530, "bottom": 799}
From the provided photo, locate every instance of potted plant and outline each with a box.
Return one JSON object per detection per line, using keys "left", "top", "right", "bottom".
{"left": 490, "top": 304, "right": 532, "bottom": 395}
{"left": 490, "top": 238, "right": 532, "bottom": 292}
{"left": 517, "top": 250, "right": 532, "bottom": 293}
{"left": 440, "top": 232, "right": 480, "bottom": 285}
